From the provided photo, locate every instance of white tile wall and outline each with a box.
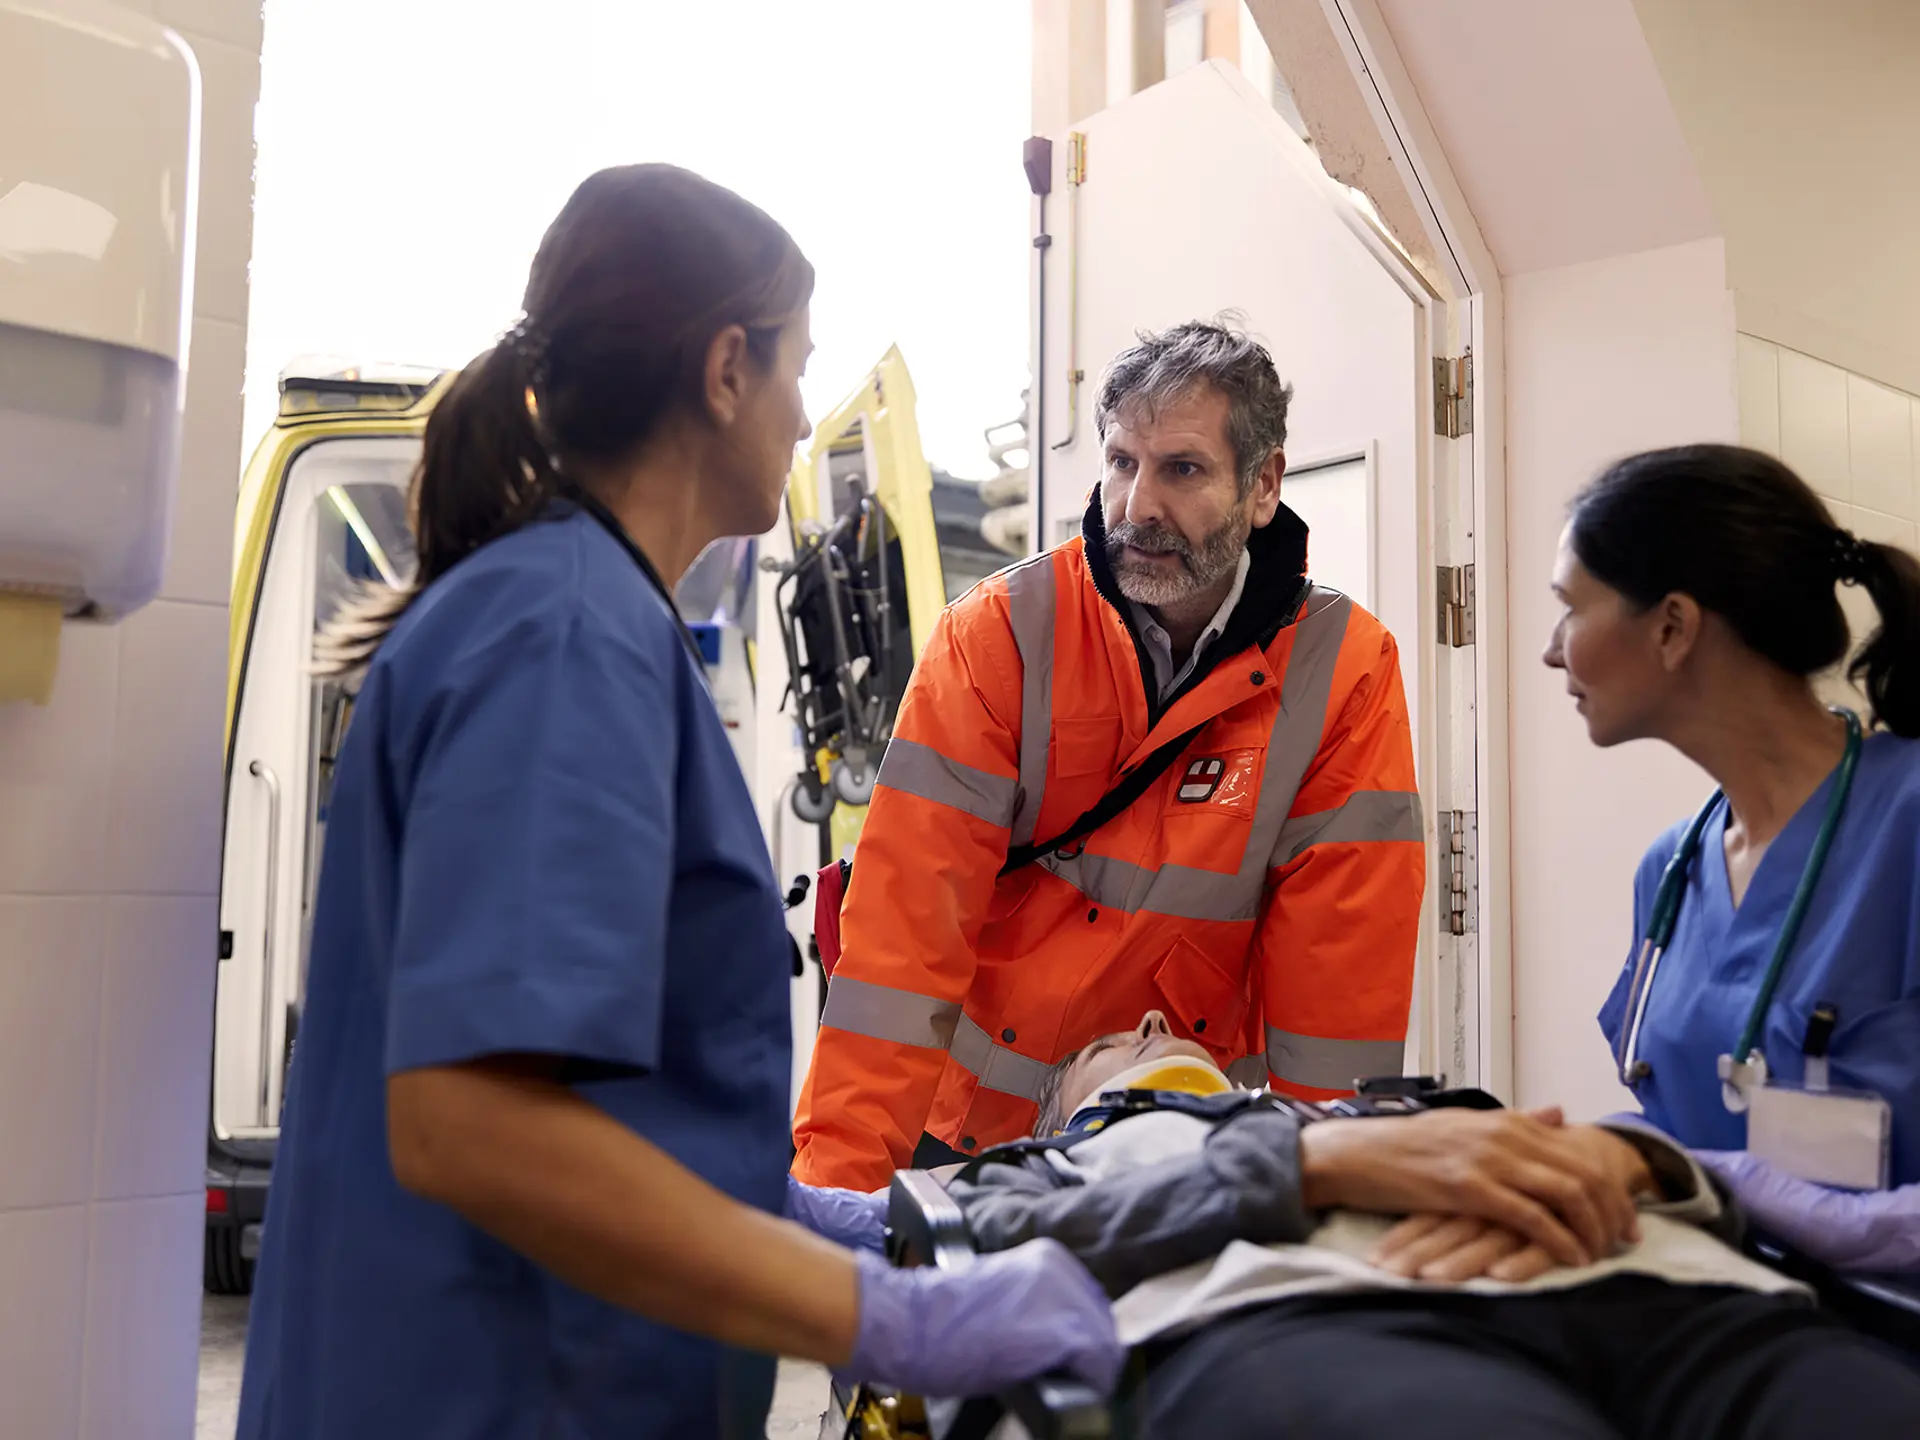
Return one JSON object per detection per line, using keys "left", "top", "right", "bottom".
{"left": 78, "top": 1196, "right": 206, "bottom": 1440}
{"left": 1741, "top": 335, "right": 1920, "bottom": 709}
{"left": 0, "top": 1205, "right": 90, "bottom": 1440}
{"left": 93, "top": 899, "right": 219, "bottom": 1202}
{"left": 107, "top": 601, "right": 232, "bottom": 895}
{"left": 163, "top": 318, "right": 249, "bottom": 606}
{"left": 1735, "top": 333, "right": 1780, "bottom": 457}
{"left": 1849, "top": 374, "right": 1916, "bottom": 521}
{"left": 1775, "top": 347, "right": 1853, "bottom": 501}
{"left": 0, "top": 622, "right": 119, "bottom": 895}
{"left": 0, "top": 899, "right": 108, "bottom": 1211}
{"left": 177, "top": 36, "right": 261, "bottom": 329}
{"left": 0, "top": 5, "right": 261, "bottom": 1436}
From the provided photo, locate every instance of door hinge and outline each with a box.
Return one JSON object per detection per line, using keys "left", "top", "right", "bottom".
{"left": 1065, "top": 130, "right": 1088, "bottom": 185}
{"left": 1439, "top": 809, "right": 1478, "bottom": 936}
{"left": 1433, "top": 350, "right": 1473, "bottom": 438}
{"left": 1437, "top": 563, "right": 1476, "bottom": 647}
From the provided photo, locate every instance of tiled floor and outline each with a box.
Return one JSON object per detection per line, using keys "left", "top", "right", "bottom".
{"left": 196, "top": 1294, "right": 833, "bottom": 1437}
{"left": 196, "top": 1296, "right": 248, "bottom": 1440}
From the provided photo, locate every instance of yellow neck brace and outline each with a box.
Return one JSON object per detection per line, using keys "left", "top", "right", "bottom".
{"left": 1080, "top": 1056, "right": 1233, "bottom": 1111}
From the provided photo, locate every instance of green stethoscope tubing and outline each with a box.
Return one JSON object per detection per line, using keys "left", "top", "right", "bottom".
{"left": 1623, "top": 709, "right": 1863, "bottom": 1085}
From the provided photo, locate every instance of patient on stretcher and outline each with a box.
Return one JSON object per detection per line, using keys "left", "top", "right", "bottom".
{"left": 935, "top": 1010, "right": 1920, "bottom": 1439}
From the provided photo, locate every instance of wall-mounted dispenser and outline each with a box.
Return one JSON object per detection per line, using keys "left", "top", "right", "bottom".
{"left": 0, "top": 0, "right": 201, "bottom": 702}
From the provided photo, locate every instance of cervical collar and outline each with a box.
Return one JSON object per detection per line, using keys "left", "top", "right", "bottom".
{"left": 1083, "top": 1056, "right": 1233, "bottom": 1109}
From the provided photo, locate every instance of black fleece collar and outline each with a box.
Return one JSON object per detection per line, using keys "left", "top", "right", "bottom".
{"left": 1080, "top": 488, "right": 1310, "bottom": 719}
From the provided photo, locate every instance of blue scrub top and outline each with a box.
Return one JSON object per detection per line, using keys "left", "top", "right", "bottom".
{"left": 237, "top": 505, "right": 794, "bottom": 1440}
{"left": 1600, "top": 732, "right": 1920, "bottom": 1185}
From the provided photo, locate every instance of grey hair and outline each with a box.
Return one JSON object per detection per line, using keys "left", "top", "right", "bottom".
{"left": 1031, "top": 1046, "right": 1083, "bottom": 1138}
{"left": 1094, "top": 317, "right": 1294, "bottom": 495}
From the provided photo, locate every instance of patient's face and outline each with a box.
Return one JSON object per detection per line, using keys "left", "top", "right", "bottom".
{"left": 1056, "top": 1010, "right": 1216, "bottom": 1120}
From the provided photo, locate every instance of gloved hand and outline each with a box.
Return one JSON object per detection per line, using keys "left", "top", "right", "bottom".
{"left": 1694, "top": 1150, "right": 1920, "bottom": 1275}
{"left": 845, "top": 1239, "right": 1124, "bottom": 1399}
{"left": 783, "top": 1175, "right": 889, "bottom": 1254}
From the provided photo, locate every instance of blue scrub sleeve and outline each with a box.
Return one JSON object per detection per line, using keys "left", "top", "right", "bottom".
{"left": 385, "top": 612, "right": 678, "bottom": 1076}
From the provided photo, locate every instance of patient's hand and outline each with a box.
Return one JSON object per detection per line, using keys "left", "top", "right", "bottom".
{"left": 1299, "top": 1106, "right": 1643, "bottom": 1270}
{"left": 1364, "top": 1118, "right": 1656, "bottom": 1282}
{"left": 1368, "top": 1215, "right": 1558, "bottom": 1283}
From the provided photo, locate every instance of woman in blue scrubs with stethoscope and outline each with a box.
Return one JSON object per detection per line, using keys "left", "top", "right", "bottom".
{"left": 1546, "top": 443, "right": 1920, "bottom": 1274}
{"left": 235, "top": 165, "right": 1120, "bottom": 1439}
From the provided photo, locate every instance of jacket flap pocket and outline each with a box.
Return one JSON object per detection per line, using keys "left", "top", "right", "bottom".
{"left": 1050, "top": 715, "right": 1123, "bottom": 779}
{"left": 1152, "top": 937, "right": 1250, "bottom": 1044}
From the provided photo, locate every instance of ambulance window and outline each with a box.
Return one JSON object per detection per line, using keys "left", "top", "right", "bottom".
{"left": 313, "top": 481, "right": 416, "bottom": 631}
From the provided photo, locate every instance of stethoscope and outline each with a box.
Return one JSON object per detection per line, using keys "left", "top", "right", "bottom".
{"left": 1614, "top": 709, "right": 1863, "bottom": 1113}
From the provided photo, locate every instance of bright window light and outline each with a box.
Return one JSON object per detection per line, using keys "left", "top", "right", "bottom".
{"left": 243, "top": 1, "right": 1033, "bottom": 480}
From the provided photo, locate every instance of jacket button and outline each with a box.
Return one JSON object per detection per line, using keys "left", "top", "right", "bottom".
{"left": 1193, "top": 1018, "right": 1207, "bottom": 1033}
{"left": 1002, "top": 1027, "right": 1017, "bottom": 1044}
{"left": 1087, "top": 908, "right": 1099, "bottom": 923}
{"left": 961, "top": 1136, "right": 976, "bottom": 1152}
{"left": 1250, "top": 670, "right": 1266, "bottom": 685}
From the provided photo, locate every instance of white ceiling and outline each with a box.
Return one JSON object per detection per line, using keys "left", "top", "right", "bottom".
{"left": 1377, "top": 0, "right": 1718, "bottom": 276}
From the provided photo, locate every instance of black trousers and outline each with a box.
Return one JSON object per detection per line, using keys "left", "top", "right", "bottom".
{"left": 1124, "top": 1277, "right": 1920, "bottom": 1440}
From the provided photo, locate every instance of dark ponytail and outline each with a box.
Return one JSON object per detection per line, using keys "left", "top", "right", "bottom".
{"left": 1569, "top": 443, "right": 1920, "bottom": 738}
{"left": 317, "top": 163, "right": 813, "bottom": 675}
{"left": 1849, "top": 539, "right": 1920, "bottom": 737}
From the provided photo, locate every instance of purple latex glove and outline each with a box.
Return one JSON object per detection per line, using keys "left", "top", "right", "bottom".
{"left": 784, "top": 1175, "right": 888, "bottom": 1254}
{"left": 1694, "top": 1150, "right": 1920, "bottom": 1274}
{"left": 845, "top": 1240, "right": 1124, "bottom": 1399}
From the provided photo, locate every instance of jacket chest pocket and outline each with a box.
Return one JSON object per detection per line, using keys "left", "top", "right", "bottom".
{"left": 1162, "top": 710, "right": 1269, "bottom": 822}
{"left": 1153, "top": 936, "right": 1252, "bottom": 1045}
{"left": 1163, "top": 747, "right": 1263, "bottom": 821}
{"left": 1051, "top": 716, "right": 1125, "bottom": 779}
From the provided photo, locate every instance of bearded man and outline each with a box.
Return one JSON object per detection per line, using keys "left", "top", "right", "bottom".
{"left": 792, "top": 320, "right": 1425, "bottom": 1188}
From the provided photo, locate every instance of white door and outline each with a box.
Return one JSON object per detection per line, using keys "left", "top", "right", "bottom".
{"left": 1034, "top": 60, "right": 1475, "bottom": 1082}
{"left": 212, "top": 436, "right": 417, "bottom": 1141}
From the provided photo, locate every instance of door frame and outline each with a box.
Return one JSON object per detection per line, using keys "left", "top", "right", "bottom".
{"left": 1321, "top": 0, "right": 1514, "bottom": 1099}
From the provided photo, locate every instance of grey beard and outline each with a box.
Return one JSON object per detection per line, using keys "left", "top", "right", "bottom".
{"left": 1107, "top": 514, "right": 1249, "bottom": 608}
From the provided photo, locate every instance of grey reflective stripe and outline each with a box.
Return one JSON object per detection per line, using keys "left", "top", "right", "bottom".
{"left": 821, "top": 976, "right": 961, "bottom": 1050}
{"left": 1034, "top": 585, "right": 1353, "bottom": 922}
{"left": 1035, "top": 850, "right": 1265, "bottom": 922}
{"left": 877, "top": 738, "right": 1019, "bottom": 828}
{"left": 1225, "top": 1055, "right": 1270, "bottom": 1088}
{"left": 950, "top": 1013, "right": 1053, "bottom": 1101}
{"left": 1265, "top": 1026, "right": 1406, "bottom": 1092}
{"left": 1272, "top": 790, "right": 1424, "bottom": 867}
{"left": 1245, "top": 587, "right": 1354, "bottom": 864}
{"left": 1005, "top": 557, "right": 1058, "bottom": 847}
{"left": 1036, "top": 850, "right": 1154, "bottom": 914}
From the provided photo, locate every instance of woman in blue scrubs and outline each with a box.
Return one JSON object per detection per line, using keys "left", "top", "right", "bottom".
{"left": 235, "top": 165, "right": 1120, "bottom": 1440}
{"left": 1544, "top": 444, "right": 1920, "bottom": 1273}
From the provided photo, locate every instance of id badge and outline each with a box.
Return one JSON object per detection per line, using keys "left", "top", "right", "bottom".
{"left": 1747, "top": 1083, "right": 1892, "bottom": 1191}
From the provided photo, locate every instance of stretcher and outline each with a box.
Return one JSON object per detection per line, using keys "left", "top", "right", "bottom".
{"left": 827, "top": 1089, "right": 1920, "bottom": 1440}
{"left": 828, "top": 1079, "right": 1500, "bottom": 1440}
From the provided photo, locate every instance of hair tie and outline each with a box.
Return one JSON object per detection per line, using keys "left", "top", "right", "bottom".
{"left": 1831, "top": 528, "right": 1872, "bottom": 586}
{"left": 502, "top": 319, "right": 550, "bottom": 385}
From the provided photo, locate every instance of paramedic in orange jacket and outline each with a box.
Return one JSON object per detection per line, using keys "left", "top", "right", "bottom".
{"left": 792, "top": 320, "right": 1424, "bottom": 1189}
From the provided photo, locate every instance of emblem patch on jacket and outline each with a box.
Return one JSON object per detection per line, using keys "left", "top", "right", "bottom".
{"left": 1173, "top": 750, "right": 1261, "bottom": 810}
{"left": 1178, "top": 757, "right": 1226, "bottom": 803}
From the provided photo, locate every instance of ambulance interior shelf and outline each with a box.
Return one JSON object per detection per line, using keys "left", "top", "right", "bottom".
{"left": 764, "top": 476, "right": 912, "bottom": 824}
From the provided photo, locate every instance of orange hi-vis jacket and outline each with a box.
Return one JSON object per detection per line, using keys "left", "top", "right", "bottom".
{"left": 791, "top": 498, "right": 1424, "bottom": 1189}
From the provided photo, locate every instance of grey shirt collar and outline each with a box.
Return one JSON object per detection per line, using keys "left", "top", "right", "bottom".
{"left": 1127, "top": 549, "right": 1253, "bottom": 704}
